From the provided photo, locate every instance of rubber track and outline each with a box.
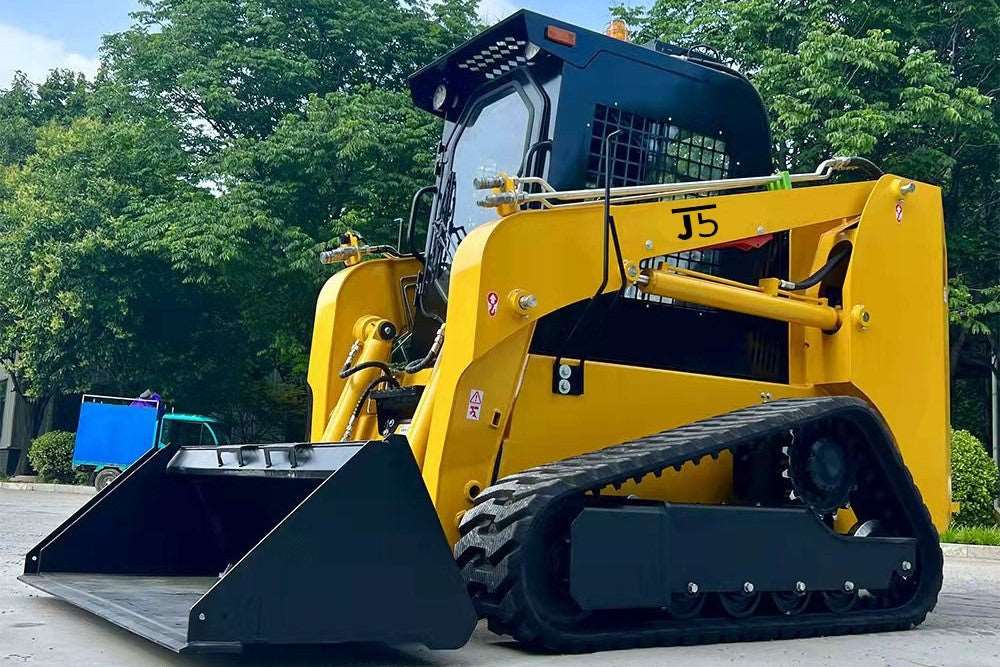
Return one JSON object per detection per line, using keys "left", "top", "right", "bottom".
{"left": 456, "top": 397, "right": 943, "bottom": 652}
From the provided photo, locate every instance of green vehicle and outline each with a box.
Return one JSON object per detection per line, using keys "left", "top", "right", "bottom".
{"left": 72, "top": 394, "right": 229, "bottom": 491}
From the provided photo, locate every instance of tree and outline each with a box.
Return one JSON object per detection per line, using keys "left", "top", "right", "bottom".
{"left": 89, "top": 0, "right": 480, "bottom": 439}
{"left": 100, "top": 0, "right": 480, "bottom": 150}
{"left": 0, "top": 1, "right": 483, "bottom": 455}
{"left": 0, "top": 70, "right": 91, "bottom": 166}
{"left": 615, "top": 0, "right": 1000, "bottom": 433}
{"left": 0, "top": 115, "right": 209, "bottom": 472}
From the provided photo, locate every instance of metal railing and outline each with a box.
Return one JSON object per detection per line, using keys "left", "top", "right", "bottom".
{"left": 475, "top": 157, "right": 872, "bottom": 212}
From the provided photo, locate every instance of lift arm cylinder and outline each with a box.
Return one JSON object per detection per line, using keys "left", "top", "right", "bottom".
{"left": 639, "top": 270, "right": 841, "bottom": 331}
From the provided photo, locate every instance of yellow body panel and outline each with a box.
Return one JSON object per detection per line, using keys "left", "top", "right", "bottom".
{"left": 307, "top": 176, "right": 951, "bottom": 544}
{"left": 306, "top": 256, "right": 421, "bottom": 441}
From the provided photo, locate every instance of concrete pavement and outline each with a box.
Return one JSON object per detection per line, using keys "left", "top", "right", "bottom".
{"left": 2, "top": 487, "right": 1000, "bottom": 666}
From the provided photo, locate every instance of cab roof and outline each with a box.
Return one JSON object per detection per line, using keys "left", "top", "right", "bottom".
{"left": 409, "top": 9, "right": 742, "bottom": 118}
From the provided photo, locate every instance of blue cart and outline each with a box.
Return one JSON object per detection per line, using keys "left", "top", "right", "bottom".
{"left": 72, "top": 394, "right": 227, "bottom": 491}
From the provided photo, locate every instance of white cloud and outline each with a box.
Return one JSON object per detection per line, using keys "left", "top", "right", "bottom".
{"left": 0, "top": 22, "right": 99, "bottom": 88}
{"left": 478, "top": 0, "right": 519, "bottom": 24}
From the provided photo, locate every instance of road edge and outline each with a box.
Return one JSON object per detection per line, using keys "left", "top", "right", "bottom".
{"left": 0, "top": 481, "right": 96, "bottom": 496}
{"left": 941, "top": 542, "right": 1000, "bottom": 561}
{"left": 2, "top": 482, "right": 999, "bottom": 558}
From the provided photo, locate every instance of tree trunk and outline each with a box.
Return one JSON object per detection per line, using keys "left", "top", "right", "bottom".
{"left": 950, "top": 327, "right": 969, "bottom": 380}
{"left": 12, "top": 394, "right": 52, "bottom": 477}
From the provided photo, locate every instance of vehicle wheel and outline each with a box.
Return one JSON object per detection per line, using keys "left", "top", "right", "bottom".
{"left": 94, "top": 467, "right": 120, "bottom": 492}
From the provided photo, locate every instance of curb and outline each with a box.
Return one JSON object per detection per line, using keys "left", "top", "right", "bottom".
{"left": 941, "top": 542, "right": 1000, "bottom": 561}
{"left": 1, "top": 479, "right": 1000, "bottom": 557}
{"left": 0, "top": 481, "right": 96, "bottom": 496}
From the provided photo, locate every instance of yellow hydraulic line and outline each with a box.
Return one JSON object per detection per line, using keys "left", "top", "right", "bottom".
{"left": 322, "top": 315, "right": 395, "bottom": 442}
{"left": 639, "top": 269, "right": 841, "bottom": 331}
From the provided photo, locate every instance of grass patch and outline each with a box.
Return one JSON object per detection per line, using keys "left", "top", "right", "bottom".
{"left": 941, "top": 525, "right": 1000, "bottom": 546}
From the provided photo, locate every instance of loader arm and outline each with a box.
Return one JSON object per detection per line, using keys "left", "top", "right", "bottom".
{"left": 407, "top": 175, "right": 948, "bottom": 541}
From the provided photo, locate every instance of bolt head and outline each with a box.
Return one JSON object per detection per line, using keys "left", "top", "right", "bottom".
{"left": 558, "top": 378, "right": 572, "bottom": 394}
{"left": 558, "top": 364, "right": 572, "bottom": 379}
{"left": 198, "top": 612, "right": 206, "bottom": 621}
{"left": 518, "top": 293, "right": 538, "bottom": 310}
{"left": 795, "top": 581, "right": 807, "bottom": 594}
{"left": 743, "top": 581, "right": 755, "bottom": 594}
{"left": 687, "top": 582, "right": 699, "bottom": 595}
{"left": 756, "top": 225, "right": 766, "bottom": 235}
{"left": 843, "top": 581, "right": 855, "bottom": 593}
{"left": 901, "top": 560, "right": 912, "bottom": 572}
{"left": 644, "top": 240, "right": 654, "bottom": 251}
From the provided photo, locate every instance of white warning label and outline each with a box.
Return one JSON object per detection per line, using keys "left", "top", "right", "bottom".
{"left": 467, "top": 389, "right": 484, "bottom": 421}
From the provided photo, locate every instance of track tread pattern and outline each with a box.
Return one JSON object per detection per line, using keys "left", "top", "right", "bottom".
{"left": 456, "top": 397, "right": 942, "bottom": 653}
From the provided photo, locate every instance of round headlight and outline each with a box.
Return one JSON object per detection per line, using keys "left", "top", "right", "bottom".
{"left": 432, "top": 84, "right": 448, "bottom": 111}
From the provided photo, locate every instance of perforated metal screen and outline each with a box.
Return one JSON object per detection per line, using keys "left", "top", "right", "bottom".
{"left": 586, "top": 104, "right": 730, "bottom": 189}
{"left": 586, "top": 104, "right": 731, "bottom": 308}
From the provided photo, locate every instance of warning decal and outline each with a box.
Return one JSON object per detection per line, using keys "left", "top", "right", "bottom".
{"left": 467, "top": 389, "right": 484, "bottom": 421}
{"left": 895, "top": 200, "right": 904, "bottom": 223}
{"left": 486, "top": 291, "right": 499, "bottom": 317}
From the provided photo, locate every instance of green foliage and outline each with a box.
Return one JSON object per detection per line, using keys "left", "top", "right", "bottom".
{"left": 0, "top": 115, "right": 197, "bottom": 401}
{"left": 951, "top": 430, "right": 1000, "bottom": 527}
{"left": 941, "top": 525, "right": 1000, "bottom": 546}
{"left": 28, "top": 431, "right": 76, "bottom": 483}
{"left": 100, "top": 0, "right": 481, "bottom": 149}
{"left": 0, "top": 70, "right": 91, "bottom": 166}
{"left": 949, "top": 277, "right": 1000, "bottom": 337}
{"left": 0, "top": 1, "right": 482, "bottom": 443}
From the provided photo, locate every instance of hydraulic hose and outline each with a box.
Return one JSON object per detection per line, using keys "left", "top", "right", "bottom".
{"left": 343, "top": 375, "right": 393, "bottom": 440}
{"left": 836, "top": 157, "right": 883, "bottom": 179}
{"left": 405, "top": 325, "right": 445, "bottom": 374}
{"left": 780, "top": 244, "right": 852, "bottom": 292}
{"left": 340, "top": 361, "right": 400, "bottom": 387}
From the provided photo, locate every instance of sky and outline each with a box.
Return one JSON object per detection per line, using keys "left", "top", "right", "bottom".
{"left": 0, "top": 0, "right": 650, "bottom": 88}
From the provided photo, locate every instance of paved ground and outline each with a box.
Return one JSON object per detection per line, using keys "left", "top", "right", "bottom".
{"left": 2, "top": 488, "right": 1000, "bottom": 666}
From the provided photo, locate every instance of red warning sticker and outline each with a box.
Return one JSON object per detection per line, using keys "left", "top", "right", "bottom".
{"left": 467, "top": 389, "right": 484, "bottom": 421}
{"left": 486, "top": 291, "right": 499, "bottom": 317}
{"left": 895, "top": 200, "right": 904, "bottom": 223}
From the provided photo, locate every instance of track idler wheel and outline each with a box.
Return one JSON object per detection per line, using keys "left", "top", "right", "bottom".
{"left": 718, "top": 587, "right": 761, "bottom": 618}
{"left": 822, "top": 587, "right": 859, "bottom": 613}
{"left": 669, "top": 590, "right": 706, "bottom": 619}
{"left": 788, "top": 433, "right": 856, "bottom": 513}
{"left": 771, "top": 590, "right": 811, "bottom": 616}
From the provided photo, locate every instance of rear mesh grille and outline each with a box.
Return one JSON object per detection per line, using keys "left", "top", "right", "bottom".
{"left": 586, "top": 104, "right": 730, "bottom": 189}
{"left": 587, "top": 104, "right": 730, "bottom": 307}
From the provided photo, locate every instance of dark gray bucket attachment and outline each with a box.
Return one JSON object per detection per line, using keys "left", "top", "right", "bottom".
{"left": 20, "top": 436, "right": 477, "bottom": 653}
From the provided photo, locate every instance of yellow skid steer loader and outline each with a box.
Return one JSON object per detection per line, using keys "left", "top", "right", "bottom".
{"left": 22, "top": 10, "right": 949, "bottom": 654}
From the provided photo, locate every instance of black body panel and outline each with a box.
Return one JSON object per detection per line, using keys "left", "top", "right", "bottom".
{"left": 21, "top": 437, "right": 476, "bottom": 652}
{"left": 570, "top": 503, "right": 915, "bottom": 610}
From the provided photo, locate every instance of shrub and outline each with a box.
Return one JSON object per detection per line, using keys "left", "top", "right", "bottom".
{"left": 27, "top": 431, "right": 76, "bottom": 483}
{"left": 951, "top": 429, "right": 999, "bottom": 527}
{"left": 941, "top": 525, "right": 1000, "bottom": 546}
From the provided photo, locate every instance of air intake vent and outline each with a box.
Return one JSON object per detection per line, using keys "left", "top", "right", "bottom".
{"left": 456, "top": 37, "right": 529, "bottom": 79}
